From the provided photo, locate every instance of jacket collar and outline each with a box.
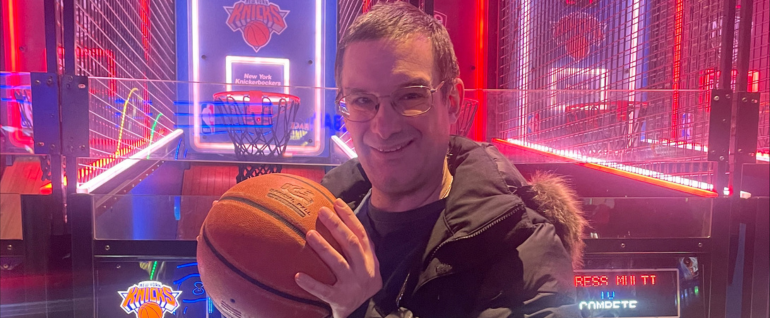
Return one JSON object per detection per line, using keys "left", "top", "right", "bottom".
{"left": 321, "top": 136, "right": 530, "bottom": 252}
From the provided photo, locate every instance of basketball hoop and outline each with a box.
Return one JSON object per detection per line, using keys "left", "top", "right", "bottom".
{"left": 215, "top": 91, "right": 300, "bottom": 183}
{"left": 451, "top": 99, "right": 479, "bottom": 137}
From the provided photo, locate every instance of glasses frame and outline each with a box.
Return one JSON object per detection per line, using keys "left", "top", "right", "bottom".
{"left": 336, "top": 80, "right": 447, "bottom": 122}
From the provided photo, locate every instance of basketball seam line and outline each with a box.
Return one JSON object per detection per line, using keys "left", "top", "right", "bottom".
{"left": 201, "top": 225, "right": 332, "bottom": 312}
{"left": 218, "top": 196, "right": 307, "bottom": 238}
{"left": 277, "top": 174, "right": 335, "bottom": 204}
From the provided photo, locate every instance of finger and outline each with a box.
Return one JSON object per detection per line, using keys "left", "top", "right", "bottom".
{"left": 306, "top": 229, "right": 350, "bottom": 275}
{"left": 318, "top": 207, "right": 367, "bottom": 269}
{"left": 333, "top": 199, "right": 367, "bottom": 241}
{"left": 295, "top": 272, "right": 334, "bottom": 303}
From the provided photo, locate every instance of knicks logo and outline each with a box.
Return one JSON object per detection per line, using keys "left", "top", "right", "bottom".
{"left": 224, "top": 0, "right": 289, "bottom": 52}
{"left": 119, "top": 281, "right": 181, "bottom": 318}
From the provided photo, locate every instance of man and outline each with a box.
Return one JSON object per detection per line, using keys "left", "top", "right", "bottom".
{"left": 294, "top": 3, "right": 586, "bottom": 317}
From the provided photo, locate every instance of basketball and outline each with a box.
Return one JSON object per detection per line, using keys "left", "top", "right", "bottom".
{"left": 243, "top": 21, "right": 271, "bottom": 48}
{"left": 197, "top": 173, "right": 342, "bottom": 318}
{"left": 137, "top": 302, "right": 163, "bottom": 318}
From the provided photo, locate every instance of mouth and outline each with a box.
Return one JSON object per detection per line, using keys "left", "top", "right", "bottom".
{"left": 371, "top": 140, "right": 413, "bottom": 154}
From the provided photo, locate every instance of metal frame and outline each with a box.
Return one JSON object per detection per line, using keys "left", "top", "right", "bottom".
{"left": 7, "top": 0, "right": 761, "bottom": 317}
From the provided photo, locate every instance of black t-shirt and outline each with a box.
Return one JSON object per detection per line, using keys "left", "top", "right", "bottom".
{"left": 353, "top": 196, "right": 445, "bottom": 316}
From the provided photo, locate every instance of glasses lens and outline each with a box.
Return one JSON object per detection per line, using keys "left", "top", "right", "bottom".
{"left": 394, "top": 87, "right": 432, "bottom": 116}
{"left": 340, "top": 93, "right": 378, "bottom": 121}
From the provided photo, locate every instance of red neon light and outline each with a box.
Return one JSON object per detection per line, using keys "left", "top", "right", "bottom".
{"left": 492, "top": 139, "right": 718, "bottom": 197}
{"left": 577, "top": 274, "right": 660, "bottom": 287}
{"left": 575, "top": 275, "right": 609, "bottom": 287}
{"left": 671, "top": 0, "right": 684, "bottom": 139}
{"left": 472, "top": 0, "right": 487, "bottom": 142}
{"left": 6, "top": 0, "right": 17, "bottom": 71}
{"left": 700, "top": 69, "right": 761, "bottom": 93}
{"left": 38, "top": 139, "right": 147, "bottom": 194}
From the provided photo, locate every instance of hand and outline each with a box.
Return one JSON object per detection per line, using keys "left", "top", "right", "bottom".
{"left": 295, "top": 199, "right": 382, "bottom": 318}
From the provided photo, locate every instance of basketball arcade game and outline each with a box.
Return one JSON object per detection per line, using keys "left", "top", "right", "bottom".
{"left": 484, "top": 0, "right": 768, "bottom": 317}
{"left": 0, "top": 0, "right": 766, "bottom": 318}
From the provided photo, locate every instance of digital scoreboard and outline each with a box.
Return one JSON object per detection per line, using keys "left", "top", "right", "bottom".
{"left": 574, "top": 268, "right": 680, "bottom": 318}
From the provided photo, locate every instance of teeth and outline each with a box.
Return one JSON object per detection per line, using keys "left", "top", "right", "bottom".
{"left": 376, "top": 142, "right": 408, "bottom": 153}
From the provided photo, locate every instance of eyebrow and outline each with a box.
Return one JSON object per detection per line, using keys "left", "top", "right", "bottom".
{"left": 343, "top": 79, "right": 432, "bottom": 94}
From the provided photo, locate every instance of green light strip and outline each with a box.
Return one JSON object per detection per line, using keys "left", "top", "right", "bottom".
{"left": 146, "top": 113, "right": 164, "bottom": 159}
{"left": 150, "top": 261, "right": 157, "bottom": 280}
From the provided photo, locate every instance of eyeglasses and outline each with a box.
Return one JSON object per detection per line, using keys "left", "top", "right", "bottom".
{"left": 336, "top": 81, "right": 446, "bottom": 122}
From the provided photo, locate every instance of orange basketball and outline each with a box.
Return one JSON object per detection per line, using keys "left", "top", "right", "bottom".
{"left": 137, "top": 302, "right": 163, "bottom": 318}
{"left": 243, "top": 21, "right": 271, "bottom": 48}
{"left": 197, "top": 173, "right": 341, "bottom": 318}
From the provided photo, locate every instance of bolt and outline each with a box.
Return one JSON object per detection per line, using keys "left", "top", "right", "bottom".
{"left": 1, "top": 264, "right": 9, "bottom": 269}
{"left": 78, "top": 84, "right": 86, "bottom": 89}
{"left": 713, "top": 96, "right": 720, "bottom": 101}
{"left": 726, "top": 94, "right": 731, "bottom": 99}
{"left": 116, "top": 264, "right": 121, "bottom": 269}
{"left": 104, "top": 245, "right": 110, "bottom": 251}
{"left": 698, "top": 242, "right": 703, "bottom": 248}
{"left": 80, "top": 145, "right": 86, "bottom": 150}
{"left": 752, "top": 99, "right": 758, "bottom": 103}
{"left": 34, "top": 80, "right": 41, "bottom": 85}
{"left": 738, "top": 149, "right": 743, "bottom": 153}
{"left": 742, "top": 97, "right": 748, "bottom": 102}
{"left": 6, "top": 245, "right": 12, "bottom": 251}
{"left": 719, "top": 156, "right": 725, "bottom": 161}
{"left": 47, "top": 77, "right": 53, "bottom": 85}
{"left": 620, "top": 243, "right": 626, "bottom": 249}
{"left": 38, "top": 142, "right": 45, "bottom": 147}
{"left": 750, "top": 153, "right": 755, "bottom": 157}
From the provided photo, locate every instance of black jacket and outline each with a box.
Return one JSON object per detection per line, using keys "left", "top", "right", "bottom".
{"left": 321, "top": 136, "right": 587, "bottom": 318}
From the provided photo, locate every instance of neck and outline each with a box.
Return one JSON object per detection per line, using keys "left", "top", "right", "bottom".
{"left": 370, "top": 157, "right": 452, "bottom": 212}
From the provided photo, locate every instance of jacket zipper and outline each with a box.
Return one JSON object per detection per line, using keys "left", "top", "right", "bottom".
{"left": 397, "top": 208, "right": 519, "bottom": 305}
{"left": 395, "top": 272, "right": 411, "bottom": 307}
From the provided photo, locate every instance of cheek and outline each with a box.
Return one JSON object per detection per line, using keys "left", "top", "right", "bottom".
{"left": 344, "top": 121, "right": 367, "bottom": 148}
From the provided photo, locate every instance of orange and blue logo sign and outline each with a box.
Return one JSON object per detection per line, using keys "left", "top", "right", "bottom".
{"left": 224, "top": 0, "right": 290, "bottom": 52}
{"left": 119, "top": 281, "right": 181, "bottom": 317}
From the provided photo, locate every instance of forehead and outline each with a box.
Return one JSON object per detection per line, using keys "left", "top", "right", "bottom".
{"left": 341, "top": 37, "right": 436, "bottom": 90}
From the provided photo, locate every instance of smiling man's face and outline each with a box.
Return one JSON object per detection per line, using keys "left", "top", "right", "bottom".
{"left": 341, "top": 36, "right": 457, "bottom": 197}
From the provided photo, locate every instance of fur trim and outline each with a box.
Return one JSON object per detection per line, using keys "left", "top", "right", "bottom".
{"left": 528, "top": 171, "right": 588, "bottom": 269}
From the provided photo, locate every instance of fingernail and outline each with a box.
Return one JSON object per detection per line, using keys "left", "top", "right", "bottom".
{"left": 335, "top": 199, "right": 346, "bottom": 208}
{"left": 318, "top": 207, "right": 330, "bottom": 219}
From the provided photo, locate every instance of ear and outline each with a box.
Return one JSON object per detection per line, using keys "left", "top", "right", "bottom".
{"left": 446, "top": 78, "right": 465, "bottom": 124}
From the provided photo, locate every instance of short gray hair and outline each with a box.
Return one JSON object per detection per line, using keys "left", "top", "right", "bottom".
{"left": 335, "top": 2, "right": 460, "bottom": 95}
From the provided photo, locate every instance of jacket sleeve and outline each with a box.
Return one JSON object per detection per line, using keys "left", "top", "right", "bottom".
{"left": 472, "top": 221, "right": 582, "bottom": 318}
{"left": 375, "top": 222, "right": 581, "bottom": 318}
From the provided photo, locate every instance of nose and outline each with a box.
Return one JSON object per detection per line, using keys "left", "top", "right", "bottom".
{"left": 369, "top": 98, "right": 404, "bottom": 140}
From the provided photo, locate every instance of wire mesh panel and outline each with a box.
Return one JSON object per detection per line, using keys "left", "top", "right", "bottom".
{"left": 751, "top": 0, "right": 769, "bottom": 159}
{"left": 79, "top": 78, "right": 177, "bottom": 188}
{"left": 495, "top": 0, "right": 740, "bottom": 189}
{"left": 73, "top": 0, "right": 177, "bottom": 185}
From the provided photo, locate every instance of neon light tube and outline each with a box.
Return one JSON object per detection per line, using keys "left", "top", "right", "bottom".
{"left": 225, "top": 56, "right": 290, "bottom": 94}
{"left": 78, "top": 129, "right": 184, "bottom": 194}
{"left": 331, "top": 135, "right": 357, "bottom": 159}
{"left": 192, "top": 0, "right": 324, "bottom": 155}
{"left": 496, "top": 138, "right": 717, "bottom": 197}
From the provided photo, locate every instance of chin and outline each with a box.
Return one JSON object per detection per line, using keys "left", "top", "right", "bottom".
{"left": 369, "top": 171, "right": 419, "bottom": 195}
